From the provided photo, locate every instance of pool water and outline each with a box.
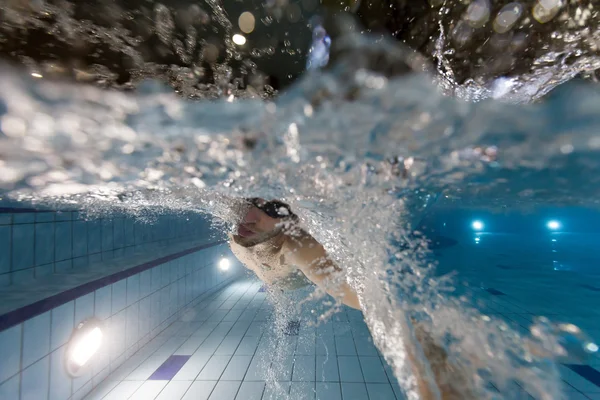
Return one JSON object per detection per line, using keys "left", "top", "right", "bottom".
{"left": 422, "top": 207, "right": 600, "bottom": 399}
{"left": 67, "top": 205, "right": 600, "bottom": 400}
{"left": 1, "top": 26, "right": 600, "bottom": 400}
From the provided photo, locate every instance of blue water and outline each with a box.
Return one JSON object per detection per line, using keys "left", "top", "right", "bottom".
{"left": 416, "top": 206, "right": 600, "bottom": 398}
{"left": 2, "top": 32, "right": 600, "bottom": 399}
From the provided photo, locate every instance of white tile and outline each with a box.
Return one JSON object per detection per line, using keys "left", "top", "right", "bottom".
{"left": 92, "top": 335, "right": 110, "bottom": 377}
{"left": 75, "top": 293, "right": 95, "bottom": 325}
{"left": 109, "top": 353, "right": 125, "bottom": 373}
{"left": 293, "top": 355, "right": 316, "bottom": 382}
{"left": 359, "top": 357, "right": 388, "bottom": 383}
{"left": 316, "top": 382, "right": 342, "bottom": 400}
{"left": 317, "top": 355, "right": 339, "bottom": 382}
{"left": 263, "top": 382, "right": 291, "bottom": 400}
{"left": 196, "top": 355, "right": 232, "bottom": 380}
{"left": 208, "top": 380, "right": 241, "bottom": 400}
{"left": 51, "top": 301, "right": 75, "bottom": 351}
{"left": 366, "top": 383, "right": 397, "bottom": 400}
{"left": 111, "top": 280, "right": 127, "bottom": 314}
{"left": 49, "top": 346, "right": 72, "bottom": 399}
{"left": 173, "top": 351, "right": 211, "bottom": 380}
{"left": 129, "top": 380, "right": 169, "bottom": 400}
{"left": 104, "top": 380, "right": 144, "bottom": 400}
{"left": 84, "top": 379, "right": 119, "bottom": 400}
{"left": 22, "top": 311, "right": 51, "bottom": 368}
{"left": 155, "top": 380, "right": 193, "bottom": 400}
{"left": 192, "top": 322, "right": 219, "bottom": 337}
{"left": 0, "top": 374, "right": 19, "bottom": 399}
{"left": 174, "top": 335, "right": 206, "bottom": 356}
{"left": 335, "top": 336, "right": 357, "bottom": 356}
{"left": 72, "top": 379, "right": 92, "bottom": 400}
{"left": 338, "top": 356, "right": 364, "bottom": 383}
{"left": 221, "top": 356, "right": 252, "bottom": 381}
{"left": 296, "top": 334, "right": 317, "bottom": 356}
{"left": 92, "top": 366, "right": 110, "bottom": 387}
{"left": 0, "top": 324, "right": 21, "bottom": 383}
{"left": 341, "top": 382, "right": 369, "bottom": 400}
{"left": 235, "top": 381, "right": 265, "bottom": 400}
{"left": 234, "top": 336, "right": 261, "bottom": 356}
{"left": 182, "top": 381, "right": 217, "bottom": 400}
{"left": 194, "top": 335, "right": 224, "bottom": 355}
{"left": 108, "top": 350, "right": 150, "bottom": 382}
{"left": 316, "top": 336, "right": 336, "bottom": 356}
{"left": 126, "top": 304, "right": 140, "bottom": 349}
{"left": 290, "top": 381, "right": 315, "bottom": 400}
{"left": 214, "top": 335, "right": 243, "bottom": 356}
{"left": 73, "top": 366, "right": 92, "bottom": 394}
{"left": 273, "top": 353, "right": 295, "bottom": 381}
{"left": 21, "top": 355, "right": 50, "bottom": 400}
{"left": 108, "top": 310, "right": 127, "bottom": 360}
{"left": 154, "top": 335, "right": 188, "bottom": 357}
{"left": 353, "top": 336, "right": 379, "bottom": 357}
{"left": 126, "top": 355, "right": 169, "bottom": 381}
{"left": 94, "top": 286, "right": 112, "bottom": 321}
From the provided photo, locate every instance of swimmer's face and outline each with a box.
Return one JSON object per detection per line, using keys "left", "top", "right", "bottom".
{"left": 236, "top": 201, "right": 280, "bottom": 238}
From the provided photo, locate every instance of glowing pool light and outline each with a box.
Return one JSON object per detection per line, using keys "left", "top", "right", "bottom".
{"left": 586, "top": 342, "right": 599, "bottom": 353}
{"left": 70, "top": 327, "right": 102, "bottom": 366}
{"left": 219, "top": 258, "right": 231, "bottom": 271}
{"left": 472, "top": 220, "right": 484, "bottom": 231}
{"left": 66, "top": 319, "right": 104, "bottom": 377}
{"left": 547, "top": 220, "right": 561, "bottom": 230}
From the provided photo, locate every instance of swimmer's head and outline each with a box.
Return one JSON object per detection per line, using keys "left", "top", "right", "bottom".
{"left": 234, "top": 198, "right": 298, "bottom": 246}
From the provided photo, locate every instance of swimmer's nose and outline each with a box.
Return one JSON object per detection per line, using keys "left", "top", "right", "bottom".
{"left": 242, "top": 207, "right": 261, "bottom": 224}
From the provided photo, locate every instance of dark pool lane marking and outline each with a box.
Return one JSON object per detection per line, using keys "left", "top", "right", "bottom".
{"left": 496, "top": 264, "right": 518, "bottom": 270}
{"left": 579, "top": 284, "right": 600, "bottom": 292}
{"left": 564, "top": 364, "right": 600, "bottom": 389}
{"left": 485, "top": 288, "right": 506, "bottom": 296}
{"left": 149, "top": 355, "right": 191, "bottom": 380}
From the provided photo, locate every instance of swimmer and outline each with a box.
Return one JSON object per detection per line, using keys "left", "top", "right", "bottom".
{"left": 228, "top": 197, "right": 360, "bottom": 309}
{"left": 228, "top": 198, "right": 477, "bottom": 400}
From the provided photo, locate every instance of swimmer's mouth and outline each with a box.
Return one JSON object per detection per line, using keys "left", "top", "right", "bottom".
{"left": 237, "top": 224, "right": 255, "bottom": 238}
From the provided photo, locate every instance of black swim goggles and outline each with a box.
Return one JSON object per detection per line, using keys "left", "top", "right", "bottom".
{"left": 246, "top": 198, "right": 297, "bottom": 220}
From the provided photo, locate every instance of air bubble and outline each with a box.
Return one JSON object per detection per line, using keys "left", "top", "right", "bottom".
{"left": 493, "top": 3, "right": 523, "bottom": 33}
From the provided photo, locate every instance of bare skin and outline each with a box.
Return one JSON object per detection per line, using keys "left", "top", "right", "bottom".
{"left": 229, "top": 200, "right": 361, "bottom": 309}
{"left": 228, "top": 199, "right": 476, "bottom": 400}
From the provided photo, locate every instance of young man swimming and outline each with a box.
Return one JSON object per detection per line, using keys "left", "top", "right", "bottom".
{"left": 228, "top": 197, "right": 361, "bottom": 309}
{"left": 228, "top": 198, "right": 476, "bottom": 400}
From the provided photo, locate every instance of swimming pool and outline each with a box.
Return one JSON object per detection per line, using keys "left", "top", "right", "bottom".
{"left": 1, "top": 10, "right": 600, "bottom": 399}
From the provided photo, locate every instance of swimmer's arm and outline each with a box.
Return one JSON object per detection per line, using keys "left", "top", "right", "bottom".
{"left": 282, "top": 230, "right": 361, "bottom": 310}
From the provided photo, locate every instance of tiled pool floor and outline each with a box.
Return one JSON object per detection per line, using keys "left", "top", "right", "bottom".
{"left": 84, "top": 278, "right": 403, "bottom": 400}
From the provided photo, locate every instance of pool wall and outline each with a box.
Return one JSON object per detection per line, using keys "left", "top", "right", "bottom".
{"left": 0, "top": 208, "right": 244, "bottom": 400}
{"left": 0, "top": 208, "right": 222, "bottom": 286}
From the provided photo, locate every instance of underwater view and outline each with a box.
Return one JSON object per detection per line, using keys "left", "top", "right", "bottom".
{"left": 0, "top": 0, "right": 600, "bottom": 399}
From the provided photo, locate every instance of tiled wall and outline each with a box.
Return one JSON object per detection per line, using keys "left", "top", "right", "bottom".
{"left": 0, "top": 241, "right": 243, "bottom": 400}
{"left": 0, "top": 210, "right": 214, "bottom": 287}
